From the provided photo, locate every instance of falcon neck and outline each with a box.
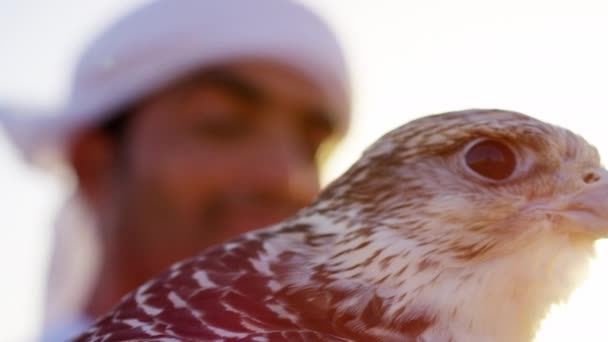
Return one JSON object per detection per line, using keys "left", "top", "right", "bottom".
{"left": 292, "top": 219, "right": 594, "bottom": 342}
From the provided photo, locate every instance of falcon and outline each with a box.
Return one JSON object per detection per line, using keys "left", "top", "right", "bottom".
{"left": 75, "top": 109, "right": 608, "bottom": 342}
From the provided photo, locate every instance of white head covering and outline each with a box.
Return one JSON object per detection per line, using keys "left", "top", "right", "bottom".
{"left": 1, "top": 0, "right": 350, "bottom": 170}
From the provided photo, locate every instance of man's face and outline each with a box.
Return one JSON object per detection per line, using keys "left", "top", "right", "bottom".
{"left": 105, "top": 61, "right": 336, "bottom": 276}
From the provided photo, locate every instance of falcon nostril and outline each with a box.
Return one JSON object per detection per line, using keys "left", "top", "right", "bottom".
{"left": 582, "top": 171, "right": 601, "bottom": 184}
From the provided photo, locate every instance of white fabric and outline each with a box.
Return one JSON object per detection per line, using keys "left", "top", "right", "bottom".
{"left": 41, "top": 195, "right": 99, "bottom": 336}
{"left": 39, "top": 314, "right": 92, "bottom": 342}
{"left": 1, "top": 0, "right": 350, "bottom": 169}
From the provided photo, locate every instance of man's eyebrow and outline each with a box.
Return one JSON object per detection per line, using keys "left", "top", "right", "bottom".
{"left": 186, "top": 67, "right": 266, "bottom": 105}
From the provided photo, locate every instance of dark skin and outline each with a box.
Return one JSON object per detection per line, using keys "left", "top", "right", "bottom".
{"left": 69, "top": 60, "right": 339, "bottom": 318}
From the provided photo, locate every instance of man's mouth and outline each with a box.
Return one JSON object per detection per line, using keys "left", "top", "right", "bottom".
{"left": 202, "top": 194, "right": 301, "bottom": 240}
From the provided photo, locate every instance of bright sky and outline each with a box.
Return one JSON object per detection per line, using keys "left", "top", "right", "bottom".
{"left": 1, "top": 0, "right": 608, "bottom": 340}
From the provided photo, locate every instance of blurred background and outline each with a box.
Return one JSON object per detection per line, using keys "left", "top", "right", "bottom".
{"left": 1, "top": 0, "right": 608, "bottom": 340}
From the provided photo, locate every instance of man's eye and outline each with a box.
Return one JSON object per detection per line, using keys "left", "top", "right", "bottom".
{"left": 196, "top": 117, "right": 250, "bottom": 141}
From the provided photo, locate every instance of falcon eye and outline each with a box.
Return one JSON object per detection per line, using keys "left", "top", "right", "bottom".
{"left": 464, "top": 139, "right": 517, "bottom": 181}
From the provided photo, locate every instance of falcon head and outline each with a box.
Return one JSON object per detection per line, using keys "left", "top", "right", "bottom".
{"left": 325, "top": 109, "right": 607, "bottom": 256}
{"left": 313, "top": 109, "right": 607, "bottom": 340}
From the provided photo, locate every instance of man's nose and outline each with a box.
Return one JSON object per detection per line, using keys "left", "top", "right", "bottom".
{"left": 247, "top": 129, "right": 320, "bottom": 206}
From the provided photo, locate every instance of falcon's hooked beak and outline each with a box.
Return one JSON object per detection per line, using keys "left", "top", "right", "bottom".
{"left": 551, "top": 171, "right": 608, "bottom": 239}
{"left": 558, "top": 183, "right": 608, "bottom": 238}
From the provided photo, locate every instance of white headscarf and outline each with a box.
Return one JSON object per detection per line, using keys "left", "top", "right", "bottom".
{"left": 2, "top": 0, "right": 351, "bottom": 170}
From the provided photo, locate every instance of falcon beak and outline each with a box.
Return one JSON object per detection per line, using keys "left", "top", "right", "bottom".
{"left": 558, "top": 181, "right": 608, "bottom": 239}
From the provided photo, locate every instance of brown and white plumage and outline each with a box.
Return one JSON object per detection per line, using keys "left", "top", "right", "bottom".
{"left": 76, "top": 109, "right": 608, "bottom": 342}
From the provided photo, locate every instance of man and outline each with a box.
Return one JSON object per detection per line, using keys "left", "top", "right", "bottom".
{"left": 1, "top": 0, "right": 350, "bottom": 340}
